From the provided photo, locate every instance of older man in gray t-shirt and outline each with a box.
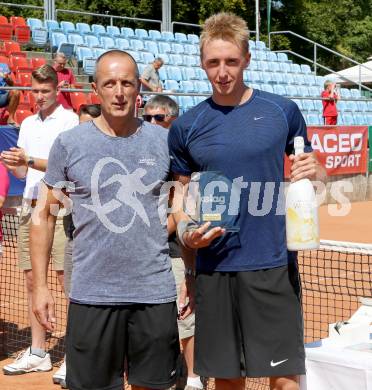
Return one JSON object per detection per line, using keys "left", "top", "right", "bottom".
{"left": 30, "top": 50, "right": 182, "bottom": 390}
{"left": 140, "top": 57, "right": 163, "bottom": 92}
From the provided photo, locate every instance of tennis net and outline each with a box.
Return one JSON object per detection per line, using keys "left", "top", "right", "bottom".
{"left": 1, "top": 208, "right": 371, "bottom": 389}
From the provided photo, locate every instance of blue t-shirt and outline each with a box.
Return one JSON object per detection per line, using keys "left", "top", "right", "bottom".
{"left": 168, "top": 89, "right": 312, "bottom": 272}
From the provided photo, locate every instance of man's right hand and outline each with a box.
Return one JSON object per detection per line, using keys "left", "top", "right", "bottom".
{"left": 32, "top": 286, "right": 56, "bottom": 332}
{"left": 183, "top": 222, "right": 225, "bottom": 249}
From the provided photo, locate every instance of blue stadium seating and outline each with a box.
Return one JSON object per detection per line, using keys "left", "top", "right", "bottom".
{"left": 31, "top": 28, "right": 48, "bottom": 46}
{"left": 27, "top": 18, "right": 43, "bottom": 30}
{"left": 92, "top": 24, "right": 106, "bottom": 36}
{"left": 175, "top": 32, "right": 188, "bottom": 43}
{"left": 164, "top": 79, "right": 179, "bottom": 91}
{"left": 149, "top": 30, "right": 162, "bottom": 41}
{"left": 144, "top": 41, "right": 159, "bottom": 55}
{"left": 187, "top": 34, "right": 199, "bottom": 44}
{"left": 121, "top": 27, "right": 135, "bottom": 39}
{"left": 61, "top": 21, "right": 75, "bottom": 34}
{"left": 85, "top": 34, "right": 101, "bottom": 48}
{"left": 135, "top": 28, "right": 149, "bottom": 40}
{"left": 106, "top": 26, "right": 121, "bottom": 37}
{"left": 130, "top": 39, "right": 145, "bottom": 52}
{"left": 76, "top": 22, "right": 91, "bottom": 35}
{"left": 161, "top": 31, "right": 175, "bottom": 42}
{"left": 101, "top": 36, "right": 116, "bottom": 50}
{"left": 116, "top": 38, "right": 130, "bottom": 51}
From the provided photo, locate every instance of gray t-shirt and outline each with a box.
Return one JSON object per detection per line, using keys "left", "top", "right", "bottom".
{"left": 141, "top": 64, "right": 161, "bottom": 91}
{"left": 43, "top": 120, "right": 176, "bottom": 305}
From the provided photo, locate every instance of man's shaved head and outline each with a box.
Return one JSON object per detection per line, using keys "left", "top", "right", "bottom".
{"left": 93, "top": 50, "right": 139, "bottom": 82}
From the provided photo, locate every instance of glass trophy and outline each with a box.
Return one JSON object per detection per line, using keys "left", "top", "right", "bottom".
{"left": 190, "top": 171, "right": 240, "bottom": 233}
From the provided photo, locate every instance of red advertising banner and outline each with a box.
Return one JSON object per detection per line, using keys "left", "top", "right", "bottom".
{"left": 284, "top": 126, "right": 369, "bottom": 177}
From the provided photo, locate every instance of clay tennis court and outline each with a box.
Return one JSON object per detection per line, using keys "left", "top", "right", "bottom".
{"left": 1, "top": 201, "right": 371, "bottom": 390}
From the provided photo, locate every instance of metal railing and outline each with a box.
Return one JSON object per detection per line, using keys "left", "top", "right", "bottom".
{"left": 55, "top": 9, "right": 162, "bottom": 29}
{"left": 171, "top": 21, "right": 201, "bottom": 33}
{"left": 269, "top": 31, "right": 372, "bottom": 92}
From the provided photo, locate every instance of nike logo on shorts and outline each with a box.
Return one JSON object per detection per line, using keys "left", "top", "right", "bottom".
{"left": 254, "top": 116, "right": 264, "bottom": 121}
{"left": 270, "top": 359, "right": 288, "bottom": 367}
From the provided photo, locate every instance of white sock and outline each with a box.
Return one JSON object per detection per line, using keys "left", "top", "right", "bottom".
{"left": 186, "top": 376, "right": 204, "bottom": 389}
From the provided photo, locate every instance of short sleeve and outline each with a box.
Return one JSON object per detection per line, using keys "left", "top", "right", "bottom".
{"left": 0, "top": 163, "right": 9, "bottom": 198}
{"left": 285, "top": 102, "right": 312, "bottom": 156}
{"left": 42, "top": 135, "right": 69, "bottom": 189}
{"left": 168, "top": 121, "right": 193, "bottom": 177}
{"left": 17, "top": 123, "right": 27, "bottom": 149}
{"left": 141, "top": 66, "right": 151, "bottom": 81}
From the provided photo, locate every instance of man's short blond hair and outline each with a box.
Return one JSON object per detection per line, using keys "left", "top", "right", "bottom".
{"left": 200, "top": 12, "right": 250, "bottom": 56}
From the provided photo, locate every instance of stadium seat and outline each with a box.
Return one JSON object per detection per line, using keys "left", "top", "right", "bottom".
{"left": 267, "top": 61, "right": 279, "bottom": 73}
{"left": 194, "top": 96, "right": 206, "bottom": 105}
{"left": 345, "top": 100, "right": 357, "bottom": 112}
{"left": 187, "top": 34, "right": 199, "bottom": 44}
{"left": 175, "top": 32, "right": 188, "bottom": 43}
{"left": 158, "top": 42, "right": 172, "bottom": 54}
{"left": 10, "top": 55, "right": 30, "bottom": 72}
{"left": 266, "top": 52, "right": 277, "bottom": 62}
{"left": 114, "top": 38, "right": 129, "bottom": 51}
{"left": 90, "top": 24, "right": 105, "bottom": 36}
{"left": 126, "top": 50, "right": 141, "bottom": 63}
{"left": 164, "top": 79, "right": 179, "bottom": 91}
{"left": 167, "top": 66, "right": 182, "bottom": 81}
{"left": 84, "top": 34, "right": 101, "bottom": 48}
{"left": 350, "top": 89, "right": 361, "bottom": 98}
{"left": 76, "top": 46, "right": 94, "bottom": 62}
{"left": 142, "top": 52, "right": 155, "bottom": 64}
{"left": 27, "top": 18, "right": 43, "bottom": 30}
{"left": 261, "top": 72, "right": 273, "bottom": 84}
{"left": 289, "top": 63, "right": 301, "bottom": 73}
{"left": 342, "top": 114, "right": 353, "bottom": 125}
{"left": 357, "top": 101, "right": 368, "bottom": 112}
{"left": 157, "top": 66, "right": 167, "bottom": 80}
{"left": 58, "top": 42, "right": 75, "bottom": 59}
{"left": 285, "top": 85, "right": 297, "bottom": 96}
{"left": 277, "top": 52, "right": 289, "bottom": 62}
{"left": 249, "top": 71, "right": 261, "bottom": 84}
{"left": 135, "top": 28, "right": 149, "bottom": 40}
{"left": 257, "top": 61, "right": 269, "bottom": 72}
{"left": 294, "top": 74, "right": 306, "bottom": 85}
{"left": 93, "top": 48, "right": 106, "bottom": 58}
{"left": 106, "top": 26, "right": 120, "bottom": 37}
{"left": 180, "top": 80, "right": 195, "bottom": 93}
{"left": 31, "top": 27, "right": 48, "bottom": 46}
{"left": 10, "top": 16, "right": 26, "bottom": 29}
{"left": 130, "top": 39, "right": 145, "bottom": 51}
{"left": 183, "top": 44, "right": 197, "bottom": 56}
{"left": 51, "top": 32, "right": 67, "bottom": 50}
{"left": 101, "top": 36, "right": 116, "bottom": 50}
{"left": 3, "top": 41, "right": 22, "bottom": 56}
{"left": 149, "top": 30, "right": 162, "bottom": 41}
{"left": 183, "top": 55, "right": 197, "bottom": 67}
{"left": 83, "top": 57, "right": 96, "bottom": 75}
{"left": 273, "top": 85, "right": 286, "bottom": 96}
{"left": 61, "top": 21, "right": 76, "bottom": 34}
{"left": 260, "top": 84, "right": 274, "bottom": 93}
{"left": 308, "top": 86, "right": 320, "bottom": 97}
{"left": 0, "top": 15, "right": 8, "bottom": 24}
{"left": 256, "top": 40, "right": 266, "bottom": 50}
{"left": 182, "top": 67, "right": 197, "bottom": 80}
{"left": 30, "top": 57, "right": 47, "bottom": 69}
{"left": 340, "top": 88, "right": 351, "bottom": 99}
{"left": 169, "top": 54, "right": 183, "bottom": 66}
{"left": 194, "top": 80, "right": 210, "bottom": 93}
{"left": 76, "top": 22, "right": 91, "bottom": 35}
{"left": 171, "top": 43, "right": 184, "bottom": 54}
{"left": 45, "top": 19, "right": 61, "bottom": 34}
{"left": 161, "top": 31, "right": 175, "bottom": 42}
{"left": 144, "top": 40, "right": 159, "bottom": 55}
{"left": 0, "top": 24, "right": 13, "bottom": 41}
{"left": 17, "top": 71, "right": 32, "bottom": 86}
{"left": 121, "top": 27, "right": 135, "bottom": 39}
{"left": 291, "top": 99, "right": 303, "bottom": 110}
{"left": 70, "top": 92, "right": 88, "bottom": 112}
{"left": 301, "top": 64, "right": 312, "bottom": 74}
{"left": 279, "top": 62, "right": 291, "bottom": 73}
{"left": 179, "top": 96, "right": 194, "bottom": 110}
{"left": 68, "top": 33, "right": 85, "bottom": 47}
{"left": 306, "top": 114, "right": 319, "bottom": 125}
{"left": 15, "top": 109, "right": 33, "bottom": 124}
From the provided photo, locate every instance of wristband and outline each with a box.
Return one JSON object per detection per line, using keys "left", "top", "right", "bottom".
{"left": 176, "top": 220, "right": 199, "bottom": 248}
{"left": 184, "top": 268, "right": 196, "bottom": 277}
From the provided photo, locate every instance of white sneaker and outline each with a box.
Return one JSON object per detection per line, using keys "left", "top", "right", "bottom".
{"left": 3, "top": 347, "right": 52, "bottom": 375}
{"left": 52, "top": 360, "right": 66, "bottom": 385}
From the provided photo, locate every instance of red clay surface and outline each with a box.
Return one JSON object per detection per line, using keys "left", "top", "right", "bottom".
{"left": 1, "top": 201, "right": 371, "bottom": 389}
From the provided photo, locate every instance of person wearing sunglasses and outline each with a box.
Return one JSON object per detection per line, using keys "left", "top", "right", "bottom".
{"left": 143, "top": 95, "right": 178, "bottom": 130}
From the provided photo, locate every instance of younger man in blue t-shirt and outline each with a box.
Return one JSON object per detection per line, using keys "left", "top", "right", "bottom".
{"left": 169, "top": 12, "right": 326, "bottom": 390}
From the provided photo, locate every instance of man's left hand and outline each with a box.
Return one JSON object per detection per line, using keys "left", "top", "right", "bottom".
{"left": 289, "top": 152, "right": 318, "bottom": 182}
{"left": 0, "top": 147, "right": 27, "bottom": 168}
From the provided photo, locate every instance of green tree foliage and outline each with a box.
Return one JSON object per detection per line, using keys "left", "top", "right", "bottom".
{"left": 1, "top": 0, "right": 371, "bottom": 72}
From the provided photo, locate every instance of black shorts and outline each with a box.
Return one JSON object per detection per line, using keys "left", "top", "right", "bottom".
{"left": 194, "top": 263, "right": 305, "bottom": 379}
{"left": 66, "top": 302, "right": 180, "bottom": 390}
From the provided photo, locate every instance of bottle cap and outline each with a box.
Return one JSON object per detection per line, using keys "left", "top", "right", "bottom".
{"left": 294, "top": 136, "right": 304, "bottom": 150}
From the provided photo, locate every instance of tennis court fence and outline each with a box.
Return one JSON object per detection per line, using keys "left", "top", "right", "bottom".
{"left": 1, "top": 208, "right": 371, "bottom": 389}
